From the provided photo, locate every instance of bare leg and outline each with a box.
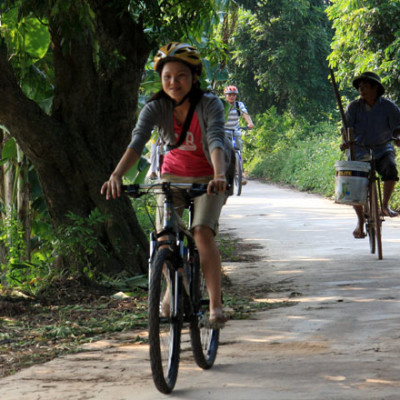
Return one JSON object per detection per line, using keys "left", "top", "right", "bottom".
{"left": 193, "top": 225, "right": 227, "bottom": 323}
{"left": 382, "top": 180, "right": 398, "bottom": 217}
{"left": 353, "top": 205, "right": 366, "bottom": 238}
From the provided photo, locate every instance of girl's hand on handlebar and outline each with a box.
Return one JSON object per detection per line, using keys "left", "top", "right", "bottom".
{"left": 208, "top": 175, "right": 227, "bottom": 195}
{"left": 100, "top": 175, "right": 122, "bottom": 200}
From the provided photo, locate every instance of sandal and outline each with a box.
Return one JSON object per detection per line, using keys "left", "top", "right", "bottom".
{"left": 209, "top": 311, "right": 229, "bottom": 330}
{"left": 381, "top": 207, "right": 399, "bottom": 218}
{"left": 353, "top": 230, "right": 367, "bottom": 239}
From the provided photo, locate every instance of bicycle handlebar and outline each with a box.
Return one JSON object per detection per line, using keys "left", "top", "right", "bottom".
{"left": 343, "top": 137, "right": 399, "bottom": 151}
{"left": 122, "top": 182, "right": 230, "bottom": 198}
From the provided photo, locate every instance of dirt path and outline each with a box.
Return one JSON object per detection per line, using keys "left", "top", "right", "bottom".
{"left": 2, "top": 180, "right": 400, "bottom": 399}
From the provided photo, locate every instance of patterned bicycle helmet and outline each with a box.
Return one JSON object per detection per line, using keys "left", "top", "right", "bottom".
{"left": 224, "top": 85, "right": 239, "bottom": 94}
{"left": 153, "top": 42, "right": 203, "bottom": 75}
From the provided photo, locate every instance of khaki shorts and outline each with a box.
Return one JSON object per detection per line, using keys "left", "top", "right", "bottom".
{"left": 155, "top": 174, "right": 227, "bottom": 235}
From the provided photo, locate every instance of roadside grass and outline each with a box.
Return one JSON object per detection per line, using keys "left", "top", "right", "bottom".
{"left": 0, "top": 233, "right": 288, "bottom": 378}
{"left": 244, "top": 125, "right": 400, "bottom": 211}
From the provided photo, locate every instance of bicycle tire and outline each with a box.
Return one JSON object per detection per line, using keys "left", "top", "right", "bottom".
{"left": 365, "top": 185, "right": 376, "bottom": 254}
{"left": 189, "top": 250, "right": 219, "bottom": 369}
{"left": 234, "top": 151, "right": 242, "bottom": 196}
{"left": 370, "top": 182, "right": 383, "bottom": 259}
{"left": 148, "top": 248, "right": 182, "bottom": 394}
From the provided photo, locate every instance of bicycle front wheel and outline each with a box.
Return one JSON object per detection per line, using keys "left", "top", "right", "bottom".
{"left": 148, "top": 248, "right": 182, "bottom": 394}
{"left": 189, "top": 251, "right": 219, "bottom": 369}
{"left": 370, "top": 182, "right": 383, "bottom": 259}
{"left": 365, "top": 191, "right": 376, "bottom": 254}
{"left": 234, "top": 151, "right": 242, "bottom": 196}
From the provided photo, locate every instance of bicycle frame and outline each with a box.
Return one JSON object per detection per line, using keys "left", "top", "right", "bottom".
{"left": 226, "top": 129, "right": 243, "bottom": 196}
{"left": 365, "top": 156, "right": 384, "bottom": 259}
{"left": 123, "top": 182, "right": 221, "bottom": 393}
{"left": 350, "top": 139, "right": 397, "bottom": 260}
{"left": 133, "top": 183, "right": 199, "bottom": 299}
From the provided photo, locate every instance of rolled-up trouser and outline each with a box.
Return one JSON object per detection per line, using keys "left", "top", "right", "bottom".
{"left": 375, "top": 151, "right": 399, "bottom": 181}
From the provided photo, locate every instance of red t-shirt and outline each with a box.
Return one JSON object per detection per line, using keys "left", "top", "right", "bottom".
{"left": 161, "top": 112, "right": 214, "bottom": 177}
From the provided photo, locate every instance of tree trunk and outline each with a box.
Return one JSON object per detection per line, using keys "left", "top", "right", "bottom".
{"left": 0, "top": 3, "right": 152, "bottom": 275}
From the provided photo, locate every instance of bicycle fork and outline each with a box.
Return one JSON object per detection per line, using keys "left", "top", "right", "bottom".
{"left": 376, "top": 177, "right": 384, "bottom": 217}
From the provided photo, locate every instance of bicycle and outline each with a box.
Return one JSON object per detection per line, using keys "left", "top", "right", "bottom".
{"left": 123, "top": 182, "right": 224, "bottom": 394}
{"left": 226, "top": 128, "right": 245, "bottom": 196}
{"left": 363, "top": 148, "right": 384, "bottom": 260}
{"left": 344, "top": 138, "right": 397, "bottom": 260}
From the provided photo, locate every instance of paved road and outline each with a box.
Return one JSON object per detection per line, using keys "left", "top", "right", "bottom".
{"left": 1, "top": 180, "right": 400, "bottom": 399}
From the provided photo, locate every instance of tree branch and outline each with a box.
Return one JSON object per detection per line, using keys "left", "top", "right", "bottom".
{"left": 0, "top": 40, "right": 67, "bottom": 166}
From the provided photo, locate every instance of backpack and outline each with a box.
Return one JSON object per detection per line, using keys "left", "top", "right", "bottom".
{"left": 222, "top": 99, "right": 241, "bottom": 120}
{"left": 234, "top": 100, "right": 241, "bottom": 117}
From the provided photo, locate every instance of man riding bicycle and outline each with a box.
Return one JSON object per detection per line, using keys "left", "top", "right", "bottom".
{"left": 340, "top": 71, "right": 400, "bottom": 238}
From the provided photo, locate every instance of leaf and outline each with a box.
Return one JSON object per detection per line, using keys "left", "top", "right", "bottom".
{"left": 0, "top": 123, "right": 10, "bottom": 133}
{"left": 19, "top": 16, "right": 50, "bottom": 60}
{"left": 1, "top": 137, "right": 17, "bottom": 161}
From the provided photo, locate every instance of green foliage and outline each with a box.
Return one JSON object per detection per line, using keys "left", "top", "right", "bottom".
{"left": 244, "top": 108, "right": 400, "bottom": 211}
{"left": 0, "top": 3, "right": 54, "bottom": 111}
{"left": 327, "top": 0, "right": 400, "bottom": 102}
{"left": 124, "top": 154, "right": 150, "bottom": 185}
{"left": 223, "top": 1, "right": 335, "bottom": 119}
{"left": 244, "top": 108, "right": 343, "bottom": 196}
{"left": 0, "top": 136, "right": 17, "bottom": 167}
{"left": 130, "top": 195, "right": 157, "bottom": 239}
{"left": 50, "top": 209, "right": 109, "bottom": 278}
{"left": 0, "top": 208, "right": 28, "bottom": 287}
{"left": 0, "top": 208, "right": 110, "bottom": 293}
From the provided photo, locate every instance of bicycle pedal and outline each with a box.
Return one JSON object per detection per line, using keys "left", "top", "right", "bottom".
{"left": 198, "top": 314, "right": 208, "bottom": 328}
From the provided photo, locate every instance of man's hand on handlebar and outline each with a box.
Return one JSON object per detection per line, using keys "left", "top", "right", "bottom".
{"left": 340, "top": 140, "right": 350, "bottom": 151}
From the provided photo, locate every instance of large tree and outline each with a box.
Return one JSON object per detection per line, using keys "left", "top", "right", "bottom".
{"left": 0, "top": 0, "right": 226, "bottom": 276}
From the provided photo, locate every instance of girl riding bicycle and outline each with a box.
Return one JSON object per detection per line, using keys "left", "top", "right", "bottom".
{"left": 101, "top": 42, "right": 231, "bottom": 328}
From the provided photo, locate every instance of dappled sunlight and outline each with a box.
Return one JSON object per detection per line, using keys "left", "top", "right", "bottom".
{"left": 288, "top": 296, "right": 341, "bottom": 303}
{"left": 253, "top": 295, "right": 341, "bottom": 305}
{"left": 253, "top": 298, "right": 297, "bottom": 304}
{"left": 324, "top": 375, "right": 347, "bottom": 382}
{"left": 242, "top": 336, "right": 286, "bottom": 343}
{"left": 267, "top": 257, "right": 331, "bottom": 263}
{"left": 336, "top": 286, "right": 365, "bottom": 291}
{"left": 365, "top": 378, "right": 400, "bottom": 386}
{"left": 272, "top": 269, "right": 303, "bottom": 274}
{"left": 295, "top": 256, "right": 331, "bottom": 261}
{"left": 384, "top": 238, "right": 400, "bottom": 243}
{"left": 351, "top": 297, "right": 387, "bottom": 303}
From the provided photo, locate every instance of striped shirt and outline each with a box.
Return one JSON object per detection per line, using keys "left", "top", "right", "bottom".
{"left": 224, "top": 101, "right": 248, "bottom": 132}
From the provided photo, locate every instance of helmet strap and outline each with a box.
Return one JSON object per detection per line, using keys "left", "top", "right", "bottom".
{"left": 173, "top": 92, "right": 190, "bottom": 108}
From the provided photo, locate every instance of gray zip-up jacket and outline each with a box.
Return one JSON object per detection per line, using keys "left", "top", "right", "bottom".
{"left": 128, "top": 92, "right": 232, "bottom": 168}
